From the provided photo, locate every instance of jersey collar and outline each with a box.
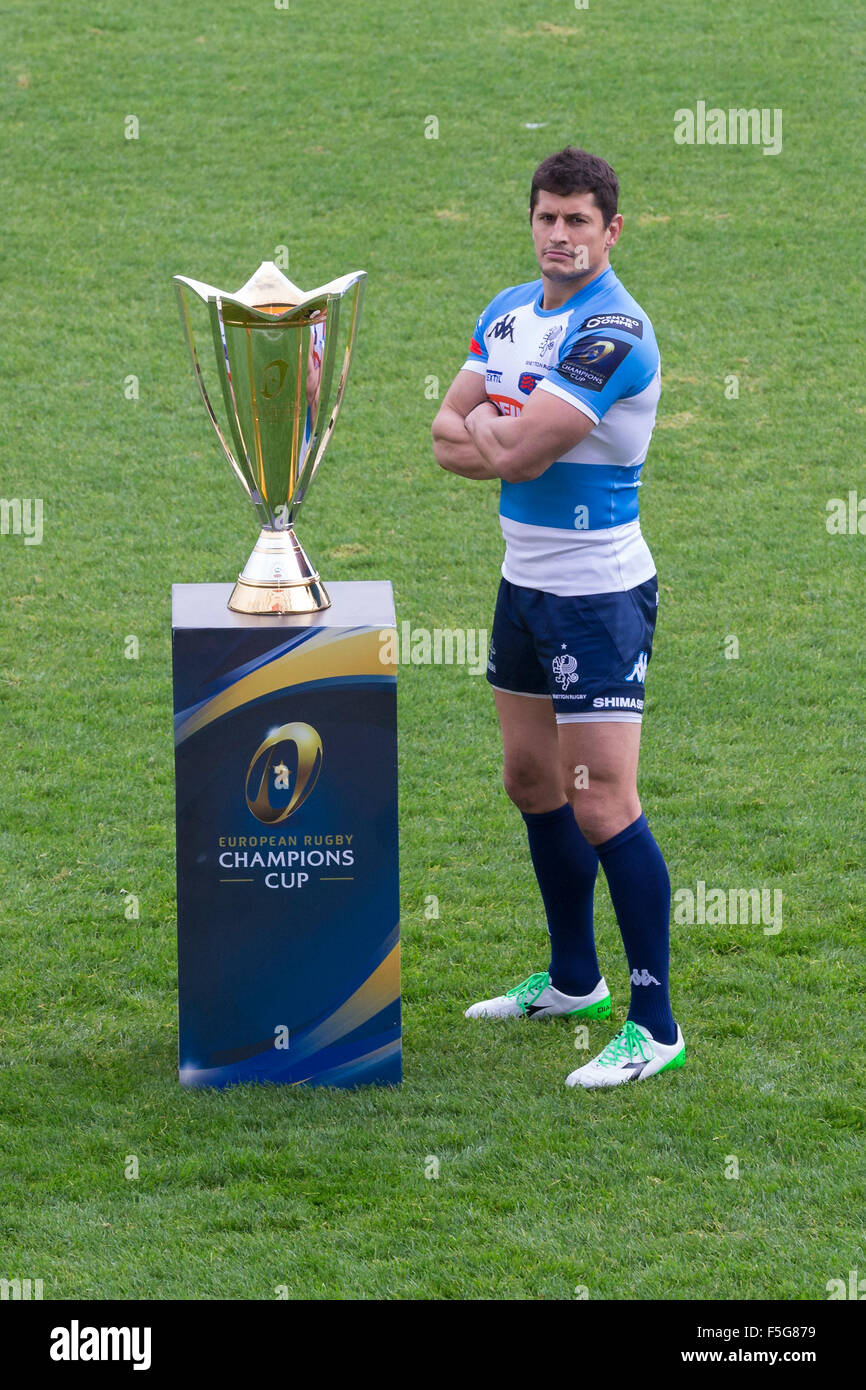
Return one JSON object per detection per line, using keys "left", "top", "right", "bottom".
{"left": 533, "top": 265, "right": 617, "bottom": 318}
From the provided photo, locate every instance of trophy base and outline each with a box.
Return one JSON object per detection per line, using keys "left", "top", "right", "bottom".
{"left": 228, "top": 577, "right": 331, "bottom": 615}
{"left": 227, "top": 527, "right": 331, "bottom": 615}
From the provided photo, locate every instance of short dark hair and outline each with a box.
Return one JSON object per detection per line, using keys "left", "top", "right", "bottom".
{"left": 530, "top": 148, "right": 619, "bottom": 227}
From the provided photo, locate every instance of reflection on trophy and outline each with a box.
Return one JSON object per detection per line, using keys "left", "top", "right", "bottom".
{"left": 174, "top": 261, "right": 366, "bottom": 613}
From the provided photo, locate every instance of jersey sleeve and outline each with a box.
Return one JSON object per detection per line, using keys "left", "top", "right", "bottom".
{"left": 461, "top": 305, "right": 492, "bottom": 375}
{"left": 538, "top": 326, "right": 659, "bottom": 425}
{"left": 460, "top": 289, "right": 516, "bottom": 375}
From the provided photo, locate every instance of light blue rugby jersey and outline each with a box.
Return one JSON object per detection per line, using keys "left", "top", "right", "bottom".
{"left": 461, "top": 265, "right": 661, "bottom": 595}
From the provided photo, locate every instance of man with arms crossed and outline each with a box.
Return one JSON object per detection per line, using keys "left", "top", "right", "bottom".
{"left": 432, "top": 147, "right": 685, "bottom": 1088}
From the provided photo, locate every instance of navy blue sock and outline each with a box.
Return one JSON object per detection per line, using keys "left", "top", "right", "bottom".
{"left": 595, "top": 813, "right": 676, "bottom": 1043}
{"left": 521, "top": 803, "right": 601, "bottom": 997}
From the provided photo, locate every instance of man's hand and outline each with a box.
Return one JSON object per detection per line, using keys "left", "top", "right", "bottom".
{"left": 465, "top": 399, "right": 501, "bottom": 429}
{"left": 432, "top": 370, "right": 502, "bottom": 479}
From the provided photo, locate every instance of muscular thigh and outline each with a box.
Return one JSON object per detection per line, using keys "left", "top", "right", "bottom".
{"left": 493, "top": 689, "right": 564, "bottom": 814}
{"left": 556, "top": 720, "right": 642, "bottom": 845}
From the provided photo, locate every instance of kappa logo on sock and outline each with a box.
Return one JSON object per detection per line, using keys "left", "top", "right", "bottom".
{"left": 630, "top": 968, "right": 661, "bottom": 986}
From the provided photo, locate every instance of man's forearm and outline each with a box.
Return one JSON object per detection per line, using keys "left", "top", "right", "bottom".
{"left": 464, "top": 411, "right": 529, "bottom": 481}
{"left": 432, "top": 408, "right": 501, "bottom": 479}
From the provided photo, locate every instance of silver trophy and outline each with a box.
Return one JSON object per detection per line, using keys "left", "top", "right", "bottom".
{"left": 174, "top": 261, "right": 365, "bottom": 613}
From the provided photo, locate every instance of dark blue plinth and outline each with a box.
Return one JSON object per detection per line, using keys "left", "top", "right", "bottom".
{"left": 171, "top": 581, "right": 400, "bottom": 1089}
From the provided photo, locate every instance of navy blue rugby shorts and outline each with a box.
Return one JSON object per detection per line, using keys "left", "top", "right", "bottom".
{"left": 485, "top": 575, "right": 659, "bottom": 723}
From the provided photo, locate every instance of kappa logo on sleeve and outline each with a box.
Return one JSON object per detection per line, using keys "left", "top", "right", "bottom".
{"left": 578, "top": 312, "right": 644, "bottom": 338}
{"left": 555, "top": 336, "right": 632, "bottom": 392}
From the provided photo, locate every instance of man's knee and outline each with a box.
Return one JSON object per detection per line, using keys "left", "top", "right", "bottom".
{"left": 503, "top": 761, "right": 562, "bottom": 814}
{"left": 568, "top": 782, "right": 641, "bottom": 845}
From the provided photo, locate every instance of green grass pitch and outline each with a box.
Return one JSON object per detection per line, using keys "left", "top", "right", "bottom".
{"left": 0, "top": 0, "right": 863, "bottom": 1299}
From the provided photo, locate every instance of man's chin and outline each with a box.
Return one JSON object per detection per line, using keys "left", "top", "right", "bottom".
{"left": 541, "top": 263, "right": 585, "bottom": 284}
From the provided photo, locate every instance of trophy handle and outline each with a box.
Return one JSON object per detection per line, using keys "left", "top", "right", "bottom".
{"left": 175, "top": 281, "right": 253, "bottom": 502}
{"left": 289, "top": 271, "right": 366, "bottom": 523}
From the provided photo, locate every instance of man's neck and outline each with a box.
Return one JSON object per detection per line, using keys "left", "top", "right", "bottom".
{"left": 541, "top": 259, "right": 610, "bottom": 312}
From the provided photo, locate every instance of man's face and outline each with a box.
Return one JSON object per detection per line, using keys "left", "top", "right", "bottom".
{"left": 530, "top": 189, "right": 621, "bottom": 286}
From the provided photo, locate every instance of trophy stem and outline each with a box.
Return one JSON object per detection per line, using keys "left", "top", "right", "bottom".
{"left": 228, "top": 527, "right": 331, "bottom": 615}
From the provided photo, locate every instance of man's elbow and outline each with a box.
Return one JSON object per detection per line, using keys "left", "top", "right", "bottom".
{"left": 431, "top": 410, "right": 457, "bottom": 452}
{"left": 431, "top": 429, "right": 452, "bottom": 471}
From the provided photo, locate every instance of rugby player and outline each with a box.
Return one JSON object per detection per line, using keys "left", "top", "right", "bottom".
{"left": 432, "top": 148, "right": 685, "bottom": 1088}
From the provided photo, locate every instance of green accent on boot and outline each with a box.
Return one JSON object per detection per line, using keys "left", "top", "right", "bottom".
{"left": 504, "top": 971, "right": 550, "bottom": 1015}
{"left": 659, "top": 1042, "right": 686, "bottom": 1073}
{"left": 596, "top": 1019, "right": 653, "bottom": 1067}
{"left": 566, "top": 993, "right": 611, "bottom": 1020}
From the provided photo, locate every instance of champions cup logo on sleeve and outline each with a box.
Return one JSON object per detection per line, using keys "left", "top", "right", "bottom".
{"left": 572, "top": 339, "right": 616, "bottom": 366}
{"left": 245, "top": 722, "right": 323, "bottom": 824}
{"left": 556, "top": 335, "right": 632, "bottom": 392}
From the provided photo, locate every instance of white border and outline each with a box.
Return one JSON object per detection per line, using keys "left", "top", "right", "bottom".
{"left": 555, "top": 711, "right": 643, "bottom": 724}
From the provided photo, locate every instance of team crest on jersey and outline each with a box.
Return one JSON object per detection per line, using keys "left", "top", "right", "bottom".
{"left": 625, "top": 650, "right": 648, "bottom": 682}
{"left": 517, "top": 372, "right": 542, "bottom": 394}
{"left": 552, "top": 649, "right": 578, "bottom": 690}
{"left": 536, "top": 323, "right": 564, "bottom": 360}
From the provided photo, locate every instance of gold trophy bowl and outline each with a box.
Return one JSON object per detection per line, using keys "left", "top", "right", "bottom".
{"left": 174, "top": 261, "right": 365, "bottom": 614}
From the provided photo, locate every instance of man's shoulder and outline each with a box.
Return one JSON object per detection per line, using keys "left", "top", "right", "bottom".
{"left": 549, "top": 272, "right": 660, "bottom": 403}
{"left": 480, "top": 279, "right": 541, "bottom": 319}
{"left": 570, "top": 274, "right": 657, "bottom": 348}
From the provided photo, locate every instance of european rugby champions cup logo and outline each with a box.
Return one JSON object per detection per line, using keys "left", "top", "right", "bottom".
{"left": 571, "top": 338, "right": 615, "bottom": 367}
{"left": 245, "top": 722, "right": 323, "bottom": 824}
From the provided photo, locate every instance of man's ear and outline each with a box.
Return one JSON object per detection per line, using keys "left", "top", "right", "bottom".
{"left": 606, "top": 212, "right": 624, "bottom": 248}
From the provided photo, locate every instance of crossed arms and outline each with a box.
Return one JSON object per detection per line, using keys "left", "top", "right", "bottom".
{"left": 431, "top": 368, "right": 596, "bottom": 484}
